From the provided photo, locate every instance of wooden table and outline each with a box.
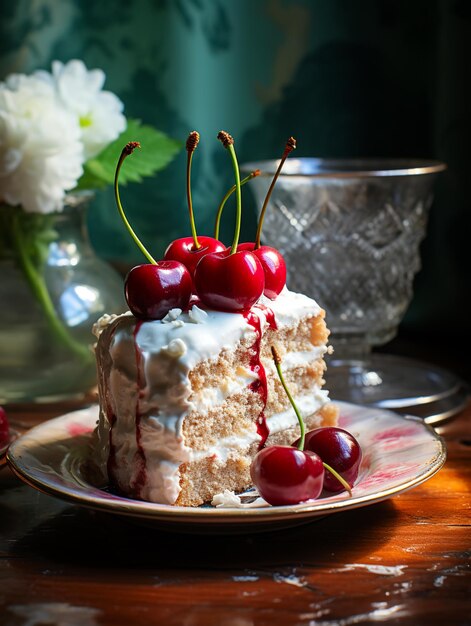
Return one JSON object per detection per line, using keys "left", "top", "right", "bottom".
{"left": 1, "top": 398, "right": 470, "bottom": 626}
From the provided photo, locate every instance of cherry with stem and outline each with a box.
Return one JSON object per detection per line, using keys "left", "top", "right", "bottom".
{"left": 272, "top": 346, "right": 352, "bottom": 495}
{"left": 194, "top": 131, "right": 264, "bottom": 312}
{"left": 114, "top": 142, "right": 192, "bottom": 319}
{"left": 250, "top": 346, "right": 352, "bottom": 506}
{"left": 238, "top": 138, "right": 296, "bottom": 300}
{"left": 250, "top": 346, "right": 323, "bottom": 505}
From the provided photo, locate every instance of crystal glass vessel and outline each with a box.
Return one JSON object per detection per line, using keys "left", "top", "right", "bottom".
{"left": 241, "top": 158, "right": 455, "bottom": 414}
{"left": 0, "top": 193, "right": 126, "bottom": 404}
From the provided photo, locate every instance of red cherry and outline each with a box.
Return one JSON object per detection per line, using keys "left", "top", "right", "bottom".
{"left": 164, "top": 236, "right": 225, "bottom": 278}
{"left": 125, "top": 261, "right": 192, "bottom": 320}
{"left": 0, "top": 406, "right": 9, "bottom": 446}
{"left": 250, "top": 445, "right": 325, "bottom": 505}
{"left": 238, "top": 243, "right": 287, "bottom": 299}
{"left": 194, "top": 248, "right": 265, "bottom": 312}
{"left": 294, "top": 427, "right": 362, "bottom": 492}
{"left": 255, "top": 246, "right": 287, "bottom": 299}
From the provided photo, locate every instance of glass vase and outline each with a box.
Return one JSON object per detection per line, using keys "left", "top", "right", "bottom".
{"left": 0, "top": 193, "right": 126, "bottom": 405}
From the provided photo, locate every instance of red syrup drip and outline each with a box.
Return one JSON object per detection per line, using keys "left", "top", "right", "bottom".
{"left": 243, "top": 305, "right": 277, "bottom": 449}
{"left": 132, "top": 320, "right": 147, "bottom": 496}
{"left": 254, "top": 303, "right": 278, "bottom": 331}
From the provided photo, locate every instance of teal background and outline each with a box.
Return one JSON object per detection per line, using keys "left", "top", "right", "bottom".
{"left": 1, "top": 0, "right": 470, "bottom": 352}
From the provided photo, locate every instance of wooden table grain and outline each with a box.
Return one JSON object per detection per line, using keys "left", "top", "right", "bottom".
{"left": 1, "top": 398, "right": 470, "bottom": 626}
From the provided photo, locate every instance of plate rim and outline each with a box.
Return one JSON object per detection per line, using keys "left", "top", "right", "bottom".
{"left": 6, "top": 402, "right": 447, "bottom": 525}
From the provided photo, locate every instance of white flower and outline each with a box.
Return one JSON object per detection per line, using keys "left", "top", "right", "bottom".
{"left": 44, "top": 60, "right": 126, "bottom": 159}
{"left": 0, "top": 59, "right": 128, "bottom": 214}
{"left": 0, "top": 73, "right": 83, "bottom": 214}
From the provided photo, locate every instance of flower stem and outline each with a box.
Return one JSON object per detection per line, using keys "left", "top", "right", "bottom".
{"left": 271, "top": 345, "right": 305, "bottom": 451}
{"left": 214, "top": 170, "right": 261, "bottom": 240}
{"left": 10, "top": 213, "right": 92, "bottom": 362}
{"left": 255, "top": 137, "right": 296, "bottom": 249}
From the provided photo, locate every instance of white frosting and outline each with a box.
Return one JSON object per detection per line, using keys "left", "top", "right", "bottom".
{"left": 264, "top": 347, "right": 326, "bottom": 373}
{"left": 190, "top": 365, "right": 258, "bottom": 413}
{"left": 267, "top": 390, "right": 330, "bottom": 434}
{"left": 260, "top": 287, "right": 322, "bottom": 322}
{"left": 93, "top": 289, "right": 330, "bottom": 504}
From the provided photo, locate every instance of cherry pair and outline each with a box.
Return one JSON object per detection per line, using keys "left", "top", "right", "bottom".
{"left": 250, "top": 347, "right": 362, "bottom": 506}
{"left": 251, "top": 426, "right": 362, "bottom": 506}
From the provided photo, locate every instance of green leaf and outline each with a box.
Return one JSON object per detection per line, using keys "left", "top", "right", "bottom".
{"left": 75, "top": 119, "right": 182, "bottom": 190}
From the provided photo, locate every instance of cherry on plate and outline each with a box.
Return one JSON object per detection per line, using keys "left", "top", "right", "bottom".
{"left": 250, "top": 445, "right": 324, "bottom": 505}
{"left": 294, "top": 427, "right": 362, "bottom": 492}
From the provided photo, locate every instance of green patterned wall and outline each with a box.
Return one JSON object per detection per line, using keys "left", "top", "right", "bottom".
{"left": 1, "top": 0, "right": 470, "bottom": 342}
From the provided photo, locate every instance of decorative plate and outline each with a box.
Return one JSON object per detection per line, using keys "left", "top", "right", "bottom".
{"left": 6, "top": 402, "right": 446, "bottom": 533}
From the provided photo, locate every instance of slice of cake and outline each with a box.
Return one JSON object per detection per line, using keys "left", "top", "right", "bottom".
{"left": 92, "top": 288, "right": 337, "bottom": 507}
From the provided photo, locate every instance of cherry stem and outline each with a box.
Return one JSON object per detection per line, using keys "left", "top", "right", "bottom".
{"left": 186, "top": 131, "right": 201, "bottom": 250}
{"left": 322, "top": 462, "right": 353, "bottom": 496}
{"left": 214, "top": 170, "right": 261, "bottom": 240}
{"left": 114, "top": 142, "right": 157, "bottom": 265}
{"left": 217, "top": 131, "right": 241, "bottom": 255}
{"left": 271, "top": 346, "right": 305, "bottom": 451}
{"left": 254, "top": 137, "right": 296, "bottom": 249}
